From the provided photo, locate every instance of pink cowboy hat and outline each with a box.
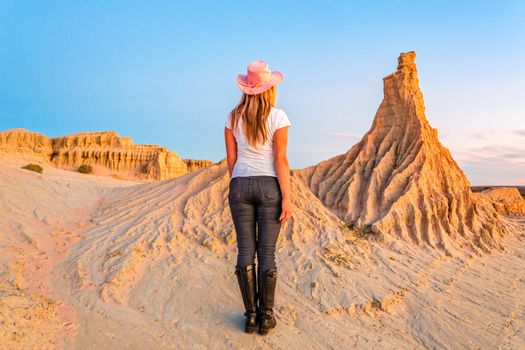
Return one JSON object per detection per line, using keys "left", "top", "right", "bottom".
{"left": 237, "top": 60, "right": 284, "bottom": 95}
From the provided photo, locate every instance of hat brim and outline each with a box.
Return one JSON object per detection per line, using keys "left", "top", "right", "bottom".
{"left": 236, "top": 71, "right": 284, "bottom": 95}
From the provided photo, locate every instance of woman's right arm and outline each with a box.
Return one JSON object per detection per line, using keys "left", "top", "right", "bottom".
{"left": 273, "top": 126, "right": 292, "bottom": 224}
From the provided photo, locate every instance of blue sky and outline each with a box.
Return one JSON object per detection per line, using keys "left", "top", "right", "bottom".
{"left": 1, "top": 1, "right": 524, "bottom": 185}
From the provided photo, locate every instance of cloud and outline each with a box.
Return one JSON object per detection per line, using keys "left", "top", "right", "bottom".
{"left": 454, "top": 144, "right": 525, "bottom": 165}
{"left": 472, "top": 131, "right": 495, "bottom": 140}
{"left": 449, "top": 130, "right": 524, "bottom": 159}
{"left": 440, "top": 129, "right": 525, "bottom": 185}
{"left": 327, "top": 132, "right": 362, "bottom": 139}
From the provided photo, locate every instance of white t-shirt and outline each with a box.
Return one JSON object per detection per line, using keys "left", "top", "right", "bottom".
{"left": 225, "top": 107, "right": 291, "bottom": 178}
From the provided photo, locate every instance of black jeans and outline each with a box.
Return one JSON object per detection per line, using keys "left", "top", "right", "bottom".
{"left": 227, "top": 175, "right": 283, "bottom": 271}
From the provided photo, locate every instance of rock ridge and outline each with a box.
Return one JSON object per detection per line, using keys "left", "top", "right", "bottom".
{"left": 0, "top": 128, "right": 213, "bottom": 180}
{"left": 293, "top": 51, "right": 510, "bottom": 253}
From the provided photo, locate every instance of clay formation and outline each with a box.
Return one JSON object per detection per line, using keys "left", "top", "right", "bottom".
{"left": 0, "top": 128, "right": 213, "bottom": 180}
{"left": 476, "top": 187, "right": 525, "bottom": 216}
{"left": 293, "top": 51, "right": 510, "bottom": 253}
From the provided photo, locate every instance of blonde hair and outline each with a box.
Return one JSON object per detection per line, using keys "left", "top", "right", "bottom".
{"left": 229, "top": 85, "right": 277, "bottom": 149}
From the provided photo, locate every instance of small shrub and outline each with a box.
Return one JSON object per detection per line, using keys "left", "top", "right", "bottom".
{"left": 78, "top": 164, "right": 93, "bottom": 174}
{"left": 21, "top": 163, "right": 43, "bottom": 174}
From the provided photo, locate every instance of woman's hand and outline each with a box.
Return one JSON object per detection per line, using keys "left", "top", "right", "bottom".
{"left": 279, "top": 197, "right": 293, "bottom": 224}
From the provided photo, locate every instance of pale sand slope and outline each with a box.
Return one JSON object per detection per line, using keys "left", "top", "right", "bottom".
{"left": 0, "top": 153, "right": 136, "bottom": 349}
{"left": 1, "top": 154, "right": 524, "bottom": 349}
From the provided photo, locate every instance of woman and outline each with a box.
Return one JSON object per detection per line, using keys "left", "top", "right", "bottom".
{"left": 224, "top": 60, "right": 293, "bottom": 335}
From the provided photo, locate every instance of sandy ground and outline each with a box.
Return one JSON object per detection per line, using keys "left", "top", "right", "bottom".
{"left": 1, "top": 153, "right": 524, "bottom": 349}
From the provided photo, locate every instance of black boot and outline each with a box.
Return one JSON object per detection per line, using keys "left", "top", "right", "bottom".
{"left": 234, "top": 263, "right": 259, "bottom": 333}
{"left": 257, "top": 267, "right": 277, "bottom": 335}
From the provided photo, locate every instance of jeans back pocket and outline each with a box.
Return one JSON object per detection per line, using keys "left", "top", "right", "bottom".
{"left": 259, "top": 179, "right": 282, "bottom": 201}
{"left": 228, "top": 177, "right": 243, "bottom": 200}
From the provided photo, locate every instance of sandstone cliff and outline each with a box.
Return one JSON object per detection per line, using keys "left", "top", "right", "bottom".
{"left": 183, "top": 158, "right": 216, "bottom": 172}
{"left": 292, "top": 51, "right": 510, "bottom": 253}
{"left": 0, "top": 128, "right": 53, "bottom": 158}
{"left": 0, "top": 128, "right": 212, "bottom": 180}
